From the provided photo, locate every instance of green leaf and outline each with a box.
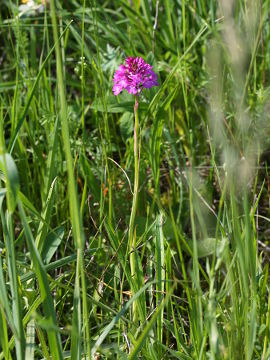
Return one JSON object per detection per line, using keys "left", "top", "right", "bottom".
{"left": 0, "top": 154, "right": 20, "bottom": 212}
{"left": 41, "top": 226, "right": 64, "bottom": 265}
{"left": 35, "top": 177, "right": 58, "bottom": 253}
{"left": 18, "top": 200, "right": 63, "bottom": 359}
{"left": 20, "top": 253, "right": 78, "bottom": 283}
{"left": 155, "top": 214, "right": 165, "bottom": 357}
{"left": 8, "top": 21, "right": 73, "bottom": 154}
{"left": 91, "top": 98, "right": 147, "bottom": 113}
{"left": 91, "top": 280, "right": 156, "bottom": 358}
{"left": 0, "top": 189, "right": 7, "bottom": 209}
{"left": 25, "top": 320, "right": 35, "bottom": 360}
{"left": 186, "top": 237, "right": 228, "bottom": 259}
{"left": 119, "top": 112, "right": 133, "bottom": 141}
{"left": 128, "top": 284, "right": 175, "bottom": 360}
{"left": 0, "top": 308, "right": 11, "bottom": 360}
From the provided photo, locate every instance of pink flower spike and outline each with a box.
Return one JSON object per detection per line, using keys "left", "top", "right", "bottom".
{"left": 112, "top": 56, "right": 158, "bottom": 96}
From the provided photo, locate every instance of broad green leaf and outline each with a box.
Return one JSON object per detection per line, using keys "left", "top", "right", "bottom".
{"left": 186, "top": 237, "right": 228, "bottom": 259}
{"left": 119, "top": 112, "right": 133, "bottom": 141}
{"left": 41, "top": 226, "right": 64, "bottom": 265}
{"left": 91, "top": 98, "right": 147, "bottom": 113}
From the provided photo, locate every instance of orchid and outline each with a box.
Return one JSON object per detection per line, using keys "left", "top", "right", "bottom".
{"left": 112, "top": 56, "right": 158, "bottom": 95}
{"left": 112, "top": 56, "right": 158, "bottom": 323}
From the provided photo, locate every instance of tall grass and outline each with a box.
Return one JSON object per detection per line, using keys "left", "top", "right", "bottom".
{"left": 0, "top": 0, "right": 270, "bottom": 359}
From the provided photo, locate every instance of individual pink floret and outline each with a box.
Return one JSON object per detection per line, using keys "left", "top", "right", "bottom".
{"left": 113, "top": 56, "right": 158, "bottom": 95}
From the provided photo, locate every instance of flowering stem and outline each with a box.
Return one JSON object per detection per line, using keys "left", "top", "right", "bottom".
{"left": 129, "top": 95, "right": 139, "bottom": 322}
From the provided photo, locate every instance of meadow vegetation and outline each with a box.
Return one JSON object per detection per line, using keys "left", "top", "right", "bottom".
{"left": 0, "top": 0, "right": 270, "bottom": 359}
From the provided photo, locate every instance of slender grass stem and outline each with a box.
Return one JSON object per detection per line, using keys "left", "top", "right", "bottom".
{"left": 49, "top": 0, "right": 91, "bottom": 358}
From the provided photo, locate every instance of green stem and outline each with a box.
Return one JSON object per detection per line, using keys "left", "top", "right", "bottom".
{"left": 50, "top": 0, "right": 91, "bottom": 357}
{"left": 129, "top": 95, "right": 139, "bottom": 322}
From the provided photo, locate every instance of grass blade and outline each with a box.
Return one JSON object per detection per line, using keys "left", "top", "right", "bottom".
{"left": 18, "top": 199, "right": 63, "bottom": 359}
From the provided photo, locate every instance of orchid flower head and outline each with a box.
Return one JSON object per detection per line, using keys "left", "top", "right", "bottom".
{"left": 112, "top": 56, "right": 158, "bottom": 96}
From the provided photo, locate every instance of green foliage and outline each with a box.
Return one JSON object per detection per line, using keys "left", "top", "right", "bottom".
{"left": 0, "top": 0, "right": 270, "bottom": 359}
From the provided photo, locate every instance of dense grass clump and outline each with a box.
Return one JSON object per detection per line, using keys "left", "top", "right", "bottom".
{"left": 1, "top": 0, "right": 270, "bottom": 359}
